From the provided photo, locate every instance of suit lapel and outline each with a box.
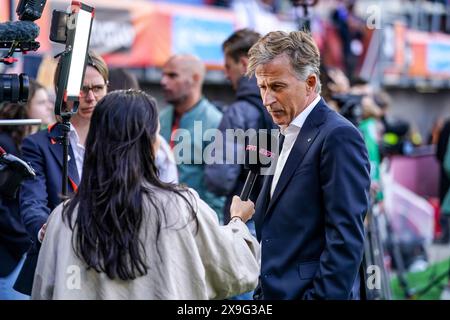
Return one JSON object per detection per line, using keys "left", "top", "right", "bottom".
{"left": 67, "top": 147, "right": 80, "bottom": 185}
{"left": 265, "top": 99, "right": 329, "bottom": 216}
{"left": 254, "top": 173, "right": 273, "bottom": 239}
{"left": 47, "top": 124, "right": 81, "bottom": 189}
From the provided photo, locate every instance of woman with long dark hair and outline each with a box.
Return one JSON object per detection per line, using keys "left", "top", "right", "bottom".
{"left": 31, "top": 90, "right": 259, "bottom": 299}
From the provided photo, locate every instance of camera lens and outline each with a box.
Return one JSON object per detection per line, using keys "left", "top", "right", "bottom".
{"left": 0, "top": 73, "right": 30, "bottom": 103}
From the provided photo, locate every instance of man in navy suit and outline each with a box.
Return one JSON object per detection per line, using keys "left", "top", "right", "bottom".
{"left": 246, "top": 31, "right": 370, "bottom": 299}
{"left": 14, "top": 52, "right": 109, "bottom": 295}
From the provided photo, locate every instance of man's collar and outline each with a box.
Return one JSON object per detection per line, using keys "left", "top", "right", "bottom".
{"left": 174, "top": 97, "right": 204, "bottom": 118}
{"left": 282, "top": 95, "right": 321, "bottom": 132}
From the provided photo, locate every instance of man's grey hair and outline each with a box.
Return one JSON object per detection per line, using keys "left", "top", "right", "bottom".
{"left": 246, "top": 30, "right": 321, "bottom": 93}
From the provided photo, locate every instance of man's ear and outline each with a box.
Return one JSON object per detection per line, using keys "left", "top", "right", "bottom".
{"left": 306, "top": 75, "right": 317, "bottom": 93}
{"left": 192, "top": 72, "right": 200, "bottom": 85}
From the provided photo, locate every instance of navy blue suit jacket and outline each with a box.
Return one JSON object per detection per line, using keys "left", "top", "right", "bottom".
{"left": 19, "top": 124, "right": 80, "bottom": 242}
{"left": 253, "top": 99, "right": 370, "bottom": 300}
{"left": 14, "top": 124, "right": 80, "bottom": 294}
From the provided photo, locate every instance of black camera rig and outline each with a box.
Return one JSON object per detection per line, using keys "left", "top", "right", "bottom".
{"left": 0, "top": 0, "right": 46, "bottom": 103}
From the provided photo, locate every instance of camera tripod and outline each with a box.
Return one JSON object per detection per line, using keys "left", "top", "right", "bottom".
{"left": 363, "top": 199, "right": 393, "bottom": 300}
{"left": 57, "top": 112, "right": 73, "bottom": 197}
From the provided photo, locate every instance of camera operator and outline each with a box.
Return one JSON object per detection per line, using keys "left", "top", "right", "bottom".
{"left": 13, "top": 51, "right": 109, "bottom": 296}
{"left": 350, "top": 78, "right": 383, "bottom": 192}
{"left": 0, "top": 102, "right": 31, "bottom": 300}
{"left": 0, "top": 78, "right": 53, "bottom": 299}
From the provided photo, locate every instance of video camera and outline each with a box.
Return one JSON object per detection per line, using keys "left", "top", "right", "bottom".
{"left": 331, "top": 93, "right": 363, "bottom": 127}
{"left": 1, "top": 0, "right": 95, "bottom": 198}
{"left": 0, "top": 0, "right": 46, "bottom": 103}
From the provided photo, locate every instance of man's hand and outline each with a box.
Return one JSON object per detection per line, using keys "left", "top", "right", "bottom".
{"left": 38, "top": 223, "right": 47, "bottom": 243}
{"left": 230, "top": 196, "right": 255, "bottom": 223}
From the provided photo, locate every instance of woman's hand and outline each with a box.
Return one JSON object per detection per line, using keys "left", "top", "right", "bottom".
{"left": 38, "top": 223, "right": 47, "bottom": 243}
{"left": 230, "top": 196, "right": 255, "bottom": 223}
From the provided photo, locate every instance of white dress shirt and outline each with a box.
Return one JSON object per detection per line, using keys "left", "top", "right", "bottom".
{"left": 270, "top": 95, "right": 321, "bottom": 198}
{"left": 69, "top": 124, "right": 85, "bottom": 180}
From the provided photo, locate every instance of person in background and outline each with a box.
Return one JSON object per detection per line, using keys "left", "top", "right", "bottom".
{"left": 31, "top": 90, "right": 259, "bottom": 299}
{"left": 323, "top": 70, "right": 383, "bottom": 198}
{"left": 205, "top": 29, "right": 275, "bottom": 226}
{"left": 0, "top": 79, "right": 54, "bottom": 300}
{"left": 14, "top": 52, "right": 109, "bottom": 295}
{"left": 26, "top": 79, "right": 55, "bottom": 132}
{"left": 331, "top": 0, "right": 365, "bottom": 79}
{"left": 0, "top": 103, "right": 32, "bottom": 300}
{"left": 350, "top": 78, "right": 383, "bottom": 193}
{"left": 108, "top": 67, "right": 178, "bottom": 183}
{"left": 205, "top": 28, "right": 276, "bottom": 301}
{"left": 159, "top": 54, "right": 225, "bottom": 221}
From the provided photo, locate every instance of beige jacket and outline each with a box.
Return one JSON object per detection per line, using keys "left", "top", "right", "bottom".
{"left": 31, "top": 188, "right": 260, "bottom": 300}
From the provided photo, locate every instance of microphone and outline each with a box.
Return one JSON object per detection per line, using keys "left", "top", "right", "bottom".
{"left": 0, "top": 21, "right": 40, "bottom": 42}
{"left": 0, "top": 146, "right": 36, "bottom": 199}
{"left": 240, "top": 131, "right": 277, "bottom": 200}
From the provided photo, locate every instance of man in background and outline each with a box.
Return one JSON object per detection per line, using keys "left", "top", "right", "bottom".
{"left": 159, "top": 54, "right": 225, "bottom": 221}
{"left": 205, "top": 29, "right": 275, "bottom": 225}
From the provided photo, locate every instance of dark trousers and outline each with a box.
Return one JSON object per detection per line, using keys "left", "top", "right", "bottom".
{"left": 13, "top": 242, "right": 39, "bottom": 295}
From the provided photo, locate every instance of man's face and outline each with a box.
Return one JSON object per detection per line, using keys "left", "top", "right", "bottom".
{"left": 160, "top": 59, "right": 193, "bottom": 105}
{"left": 255, "top": 54, "right": 314, "bottom": 127}
{"left": 78, "top": 66, "right": 107, "bottom": 120}
{"left": 224, "top": 54, "right": 246, "bottom": 91}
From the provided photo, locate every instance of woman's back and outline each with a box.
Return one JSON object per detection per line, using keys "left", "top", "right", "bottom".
{"left": 32, "top": 185, "right": 259, "bottom": 300}
{"left": 31, "top": 90, "right": 259, "bottom": 300}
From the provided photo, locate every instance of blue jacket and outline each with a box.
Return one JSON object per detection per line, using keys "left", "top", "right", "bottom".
{"left": 159, "top": 98, "right": 225, "bottom": 220}
{"left": 204, "top": 76, "right": 275, "bottom": 222}
{"left": 254, "top": 99, "right": 370, "bottom": 300}
{"left": 19, "top": 124, "right": 80, "bottom": 242}
{"left": 13, "top": 124, "right": 79, "bottom": 295}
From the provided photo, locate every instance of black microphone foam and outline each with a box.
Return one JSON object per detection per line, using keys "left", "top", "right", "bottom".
{"left": 240, "top": 131, "right": 277, "bottom": 200}
{"left": 244, "top": 130, "right": 277, "bottom": 173}
{"left": 0, "top": 21, "right": 40, "bottom": 42}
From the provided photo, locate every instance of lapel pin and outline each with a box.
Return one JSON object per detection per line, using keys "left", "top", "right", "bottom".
{"left": 307, "top": 138, "right": 312, "bottom": 142}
